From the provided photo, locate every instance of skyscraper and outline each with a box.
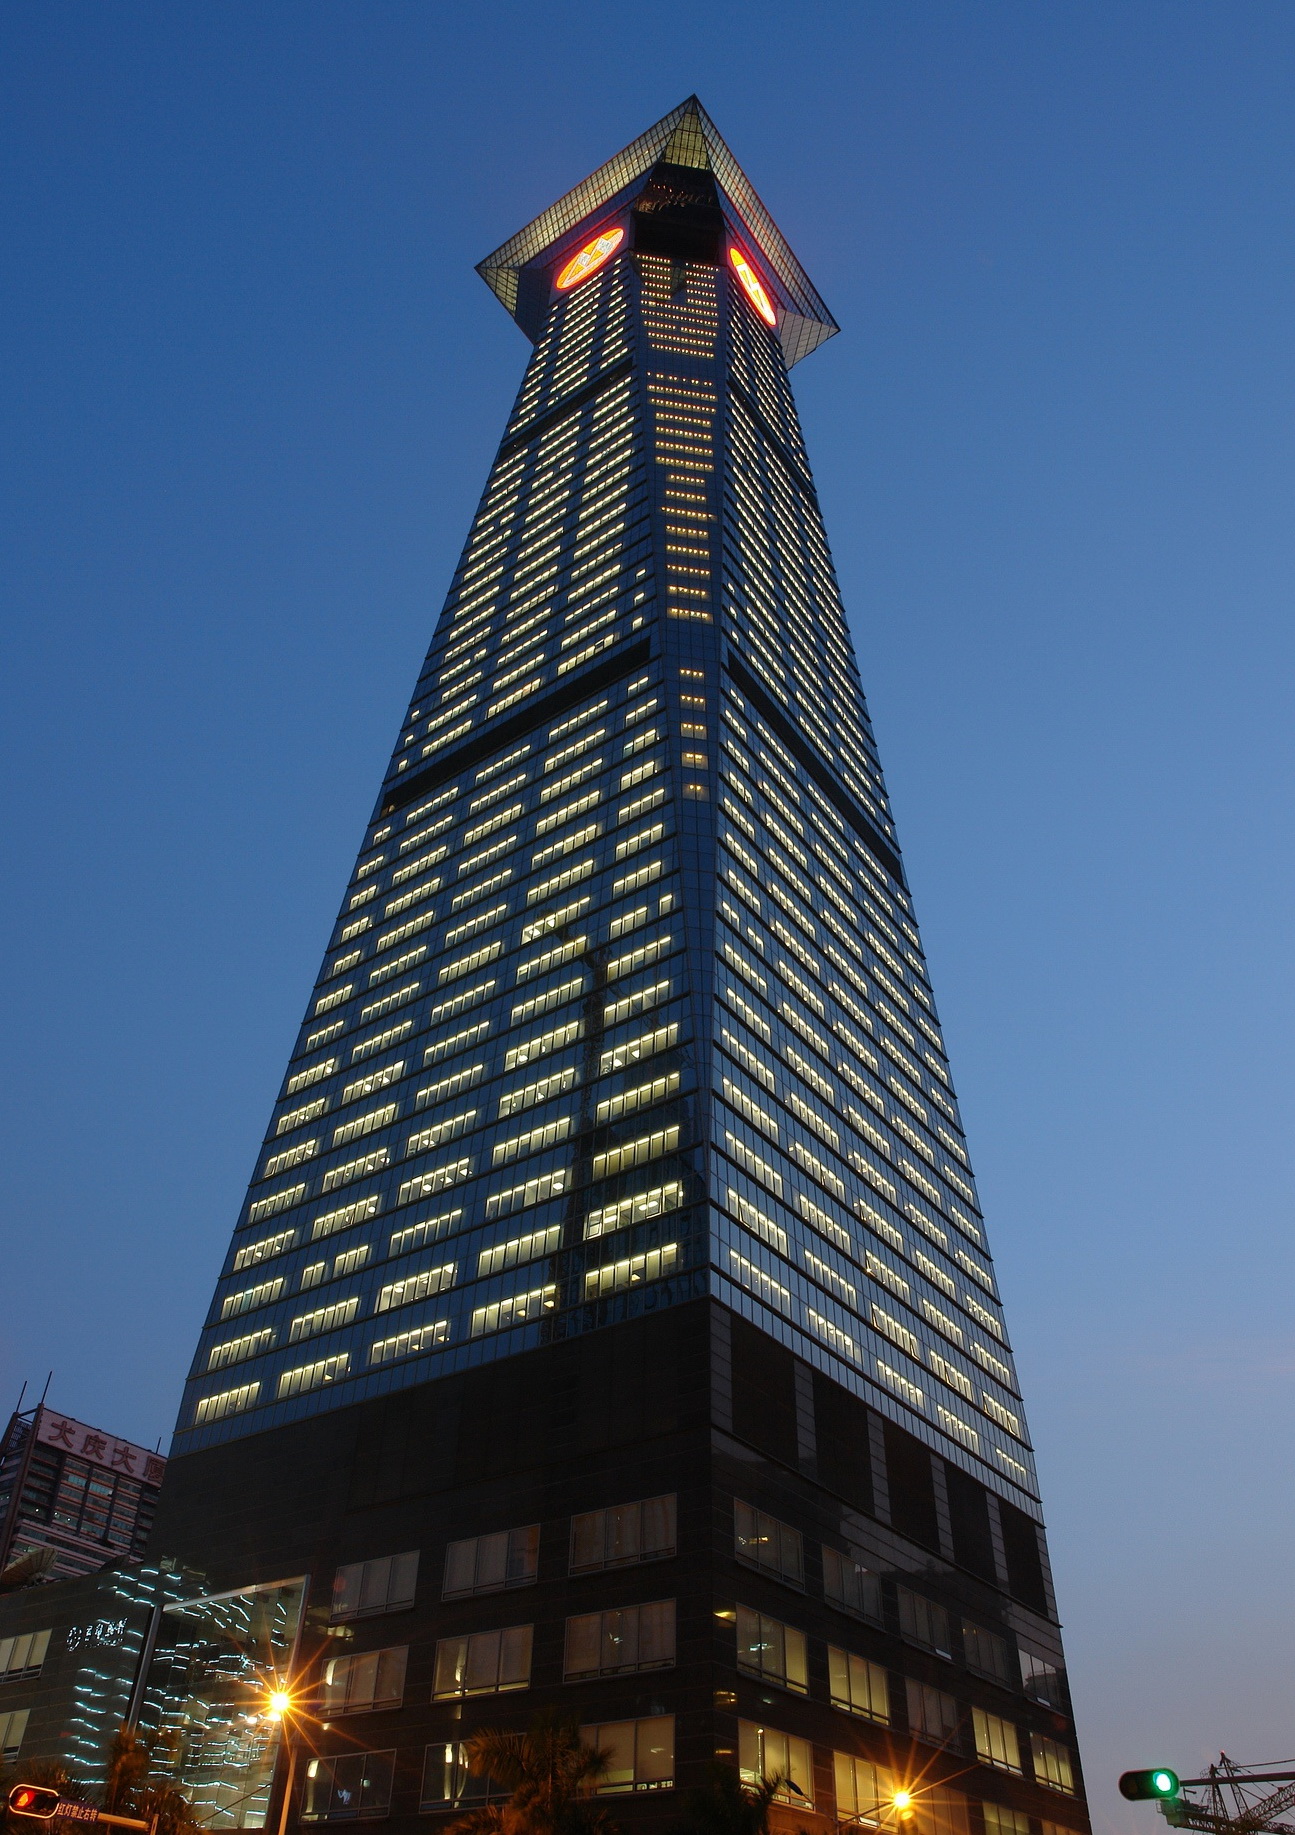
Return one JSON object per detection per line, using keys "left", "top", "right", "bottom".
{"left": 150, "top": 99, "right": 1088, "bottom": 1835}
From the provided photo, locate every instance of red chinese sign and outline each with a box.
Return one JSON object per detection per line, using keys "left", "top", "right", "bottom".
{"left": 34, "top": 1407, "right": 166, "bottom": 1487}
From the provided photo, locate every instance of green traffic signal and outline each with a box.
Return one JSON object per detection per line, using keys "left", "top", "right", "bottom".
{"left": 1119, "top": 1770, "right": 1180, "bottom": 1802}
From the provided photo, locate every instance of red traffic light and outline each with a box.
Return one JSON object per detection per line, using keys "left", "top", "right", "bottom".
{"left": 8, "top": 1785, "right": 63, "bottom": 1819}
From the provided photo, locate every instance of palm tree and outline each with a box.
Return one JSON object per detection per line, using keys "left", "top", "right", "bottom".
{"left": 103, "top": 1728, "right": 151, "bottom": 1815}
{"left": 451, "top": 1711, "right": 617, "bottom": 1835}
{"left": 101, "top": 1727, "right": 200, "bottom": 1835}
{"left": 674, "top": 1763, "right": 802, "bottom": 1835}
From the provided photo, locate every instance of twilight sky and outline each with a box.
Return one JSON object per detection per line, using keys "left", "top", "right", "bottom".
{"left": 4, "top": 5, "right": 1295, "bottom": 1830}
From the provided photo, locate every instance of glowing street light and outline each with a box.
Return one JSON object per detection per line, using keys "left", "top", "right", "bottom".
{"left": 839, "top": 1788, "right": 918, "bottom": 1830}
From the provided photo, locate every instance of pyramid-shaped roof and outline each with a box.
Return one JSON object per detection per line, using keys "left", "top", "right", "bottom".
{"left": 477, "top": 97, "right": 838, "bottom": 367}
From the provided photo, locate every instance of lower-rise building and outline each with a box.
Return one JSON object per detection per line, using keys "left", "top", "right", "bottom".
{"left": 0, "top": 1407, "right": 166, "bottom": 1587}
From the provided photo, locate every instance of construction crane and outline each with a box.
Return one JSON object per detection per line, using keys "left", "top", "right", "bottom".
{"left": 1126, "top": 1758, "right": 1295, "bottom": 1835}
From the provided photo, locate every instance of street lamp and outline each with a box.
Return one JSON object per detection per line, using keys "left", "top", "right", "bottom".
{"left": 839, "top": 1790, "right": 918, "bottom": 1831}
{"left": 263, "top": 1683, "right": 301, "bottom": 1835}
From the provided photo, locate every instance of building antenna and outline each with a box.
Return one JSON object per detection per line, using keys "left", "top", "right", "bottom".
{"left": 37, "top": 1371, "right": 52, "bottom": 1408}
{"left": 12, "top": 1381, "right": 27, "bottom": 1416}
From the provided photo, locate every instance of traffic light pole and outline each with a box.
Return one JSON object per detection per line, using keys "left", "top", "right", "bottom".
{"left": 1120, "top": 1755, "right": 1295, "bottom": 1835}
{"left": 8, "top": 1789, "right": 156, "bottom": 1834}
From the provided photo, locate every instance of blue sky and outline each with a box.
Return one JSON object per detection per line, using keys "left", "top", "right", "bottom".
{"left": 4, "top": 5, "right": 1295, "bottom": 1829}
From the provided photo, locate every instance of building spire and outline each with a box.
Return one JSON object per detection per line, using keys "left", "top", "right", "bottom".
{"left": 476, "top": 97, "right": 839, "bottom": 366}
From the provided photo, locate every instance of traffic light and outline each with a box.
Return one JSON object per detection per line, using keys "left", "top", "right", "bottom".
{"left": 1120, "top": 1771, "right": 1180, "bottom": 1802}
{"left": 8, "top": 1785, "right": 62, "bottom": 1819}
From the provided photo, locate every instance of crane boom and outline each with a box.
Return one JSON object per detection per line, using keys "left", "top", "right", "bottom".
{"left": 1160, "top": 1757, "right": 1295, "bottom": 1835}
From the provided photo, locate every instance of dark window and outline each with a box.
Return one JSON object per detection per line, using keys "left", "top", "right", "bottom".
{"left": 906, "top": 1678, "right": 960, "bottom": 1745}
{"left": 331, "top": 1551, "right": 418, "bottom": 1621}
{"left": 962, "top": 1620, "right": 1010, "bottom": 1682}
{"left": 564, "top": 1600, "right": 675, "bottom": 1678}
{"left": 822, "top": 1546, "right": 882, "bottom": 1624}
{"left": 731, "top": 1315, "right": 797, "bottom": 1465}
{"left": 734, "top": 1499, "right": 803, "bottom": 1587}
{"left": 812, "top": 1372, "right": 873, "bottom": 1513}
{"left": 1000, "top": 1500, "right": 1048, "bottom": 1615}
{"left": 883, "top": 1421, "right": 939, "bottom": 1551}
{"left": 443, "top": 1525, "right": 538, "bottom": 1598}
{"left": 1020, "top": 1649, "right": 1065, "bottom": 1708}
{"left": 944, "top": 1464, "right": 995, "bottom": 1582}
{"left": 896, "top": 1586, "right": 952, "bottom": 1659}
{"left": 570, "top": 1494, "right": 676, "bottom": 1572}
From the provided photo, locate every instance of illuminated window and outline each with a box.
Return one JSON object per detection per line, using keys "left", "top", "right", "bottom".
{"left": 321, "top": 1646, "right": 407, "bottom": 1714}
{"left": 0, "top": 1710, "right": 29, "bottom": 1766}
{"left": 221, "top": 1277, "right": 284, "bottom": 1320}
{"left": 470, "top": 1284, "right": 557, "bottom": 1335}
{"left": 737, "top": 1722, "right": 812, "bottom": 1805}
{"left": 433, "top": 1625, "right": 532, "bottom": 1698}
{"left": 577, "top": 1717, "right": 674, "bottom": 1794}
{"left": 207, "top": 1329, "right": 273, "bottom": 1372}
{"left": 420, "top": 1744, "right": 509, "bottom": 1811}
{"left": 194, "top": 1382, "right": 259, "bottom": 1425}
{"left": 0, "top": 1631, "right": 50, "bottom": 1682}
{"left": 830, "top": 1646, "right": 890, "bottom": 1721}
{"left": 233, "top": 1228, "right": 297, "bottom": 1272}
{"left": 973, "top": 1708, "right": 1022, "bottom": 1774}
{"left": 1031, "top": 1735, "right": 1076, "bottom": 1795}
{"left": 833, "top": 1754, "right": 896, "bottom": 1827}
{"left": 583, "top": 1241, "right": 678, "bottom": 1298}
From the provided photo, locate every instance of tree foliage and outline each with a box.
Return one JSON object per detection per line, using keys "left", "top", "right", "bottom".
{"left": 1, "top": 1725, "right": 198, "bottom": 1835}
{"left": 102, "top": 1727, "right": 201, "bottom": 1835}
{"left": 674, "top": 1764, "right": 800, "bottom": 1835}
{"left": 450, "top": 1711, "right": 618, "bottom": 1835}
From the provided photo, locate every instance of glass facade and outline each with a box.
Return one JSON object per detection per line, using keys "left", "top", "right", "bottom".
{"left": 141, "top": 1578, "right": 306, "bottom": 1828}
{"left": 173, "top": 102, "right": 1035, "bottom": 1532}
{"left": 153, "top": 97, "right": 1087, "bottom": 1835}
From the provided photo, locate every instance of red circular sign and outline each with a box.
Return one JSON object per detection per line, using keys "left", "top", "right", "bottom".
{"left": 729, "top": 245, "right": 778, "bottom": 327}
{"left": 556, "top": 226, "right": 625, "bottom": 291}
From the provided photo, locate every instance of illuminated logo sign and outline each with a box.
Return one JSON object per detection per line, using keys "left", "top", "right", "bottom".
{"left": 66, "top": 1618, "right": 128, "bottom": 1653}
{"left": 729, "top": 245, "right": 778, "bottom": 327}
{"left": 555, "top": 226, "right": 625, "bottom": 292}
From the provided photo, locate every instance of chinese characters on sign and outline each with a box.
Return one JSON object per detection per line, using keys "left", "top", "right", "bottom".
{"left": 65, "top": 1618, "right": 129, "bottom": 1653}
{"left": 34, "top": 1408, "right": 166, "bottom": 1486}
